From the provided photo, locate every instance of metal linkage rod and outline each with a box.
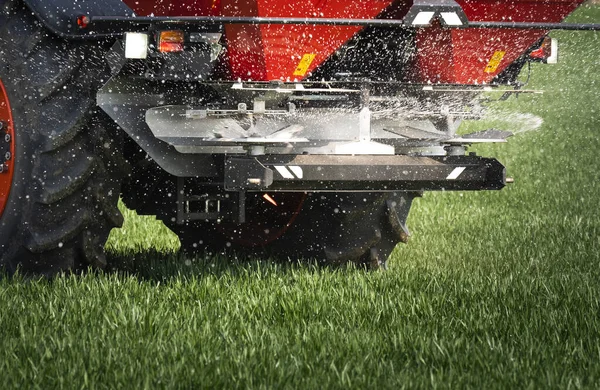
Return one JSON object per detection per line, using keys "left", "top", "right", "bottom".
{"left": 89, "top": 15, "right": 412, "bottom": 28}
{"left": 87, "top": 15, "right": 600, "bottom": 34}
{"left": 468, "top": 21, "right": 600, "bottom": 31}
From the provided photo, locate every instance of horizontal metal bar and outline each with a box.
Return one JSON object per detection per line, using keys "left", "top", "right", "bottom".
{"left": 224, "top": 155, "right": 506, "bottom": 192}
{"left": 90, "top": 15, "right": 412, "bottom": 28}
{"left": 469, "top": 21, "right": 600, "bottom": 31}
{"left": 88, "top": 15, "right": 600, "bottom": 33}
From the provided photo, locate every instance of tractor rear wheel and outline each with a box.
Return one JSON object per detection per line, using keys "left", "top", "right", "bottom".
{"left": 0, "top": 4, "right": 126, "bottom": 275}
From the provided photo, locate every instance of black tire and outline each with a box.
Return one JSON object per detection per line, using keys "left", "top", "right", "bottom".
{"left": 276, "top": 192, "right": 416, "bottom": 269}
{"left": 174, "top": 191, "right": 417, "bottom": 269}
{"left": 0, "top": 3, "right": 127, "bottom": 276}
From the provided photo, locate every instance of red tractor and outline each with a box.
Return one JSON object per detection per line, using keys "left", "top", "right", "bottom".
{"left": 0, "top": 0, "right": 596, "bottom": 275}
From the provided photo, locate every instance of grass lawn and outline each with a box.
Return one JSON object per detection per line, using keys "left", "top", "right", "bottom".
{"left": 1, "top": 5, "right": 600, "bottom": 389}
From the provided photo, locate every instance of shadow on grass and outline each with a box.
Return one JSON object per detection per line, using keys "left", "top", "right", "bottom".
{"left": 105, "top": 248, "right": 334, "bottom": 284}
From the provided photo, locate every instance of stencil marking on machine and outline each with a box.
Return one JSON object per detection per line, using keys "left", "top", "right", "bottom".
{"left": 293, "top": 54, "right": 317, "bottom": 77}
{"left": 275, "top": 166, "right": 304, "bottom": 179}
{"left": 485, "top": 51, "right": 506, "bottom": 73}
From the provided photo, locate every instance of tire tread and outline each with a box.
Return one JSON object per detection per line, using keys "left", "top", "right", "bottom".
{"left": 0, "top": 3, "right": 126, "bottom": 275}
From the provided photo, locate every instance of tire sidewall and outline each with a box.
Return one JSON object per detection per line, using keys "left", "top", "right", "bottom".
{"left": 0, "top": 67, "right": 34, "bottom": 260}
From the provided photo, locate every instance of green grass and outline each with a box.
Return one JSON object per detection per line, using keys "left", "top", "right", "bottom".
{"left": 2, "top": 5, "right": 600, "bottom": 389}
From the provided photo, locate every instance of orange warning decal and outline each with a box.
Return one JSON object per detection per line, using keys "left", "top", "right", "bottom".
{"left": 293, "top": 54, "right": 316, "bottom": 77}
{"left": 485, "top": 51, "right": 506, "bottom": 73}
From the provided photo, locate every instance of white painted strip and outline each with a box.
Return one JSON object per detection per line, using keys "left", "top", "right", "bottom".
{"left": 275, "top": 166, "right": 294, "bottom": 179}
{"left": 289, "top": 166, "right": 303, "bottom": 179}
{"left": 412, "top": 11, "right": 435, "bottom": 26}
{"left": 547, "top": 38, "right": 558, "bottom": 64}
{"left": 447, "top": 167, "right": 466, "bottom": 180}
{"left": 440, "top": 12, "right": 463, "bottom": 26}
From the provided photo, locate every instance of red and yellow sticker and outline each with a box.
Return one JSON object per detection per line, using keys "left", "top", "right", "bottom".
{"left": 485, "top": 51, "right": 506, "bottom": 73}
{"left": 293, "top": 54, "right": 316, "bottom": 77}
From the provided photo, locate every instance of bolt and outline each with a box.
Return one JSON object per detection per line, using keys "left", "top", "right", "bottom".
{"left": 0, "top": 121, "right": 4, "bottom": 131}
{"left": 0, "top": 164, "right": 5, "bottom": 173}
{"left": 4, "top": 133, "right": 10, "bottom": 143}
{"left": 4, "top": 152, "right": 10, "bottom": 161}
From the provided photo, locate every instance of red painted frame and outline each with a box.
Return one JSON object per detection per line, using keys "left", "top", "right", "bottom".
{"left": 123, "top": 0, "right": 586, "bottom": 84}
{"left": 415, "top": 0, "right": 586, "bottom": 84}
